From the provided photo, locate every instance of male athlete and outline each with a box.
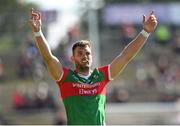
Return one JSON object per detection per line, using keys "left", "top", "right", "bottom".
{"left": 29, "top": 8, "right": 157, "bottom": 125}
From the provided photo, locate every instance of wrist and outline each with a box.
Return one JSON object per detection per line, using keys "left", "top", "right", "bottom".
{"left": 33, "top": 29, "right": 43, "bottom": 37}
{"left": 141, "top": 29, "right": 150, "bottom": 38}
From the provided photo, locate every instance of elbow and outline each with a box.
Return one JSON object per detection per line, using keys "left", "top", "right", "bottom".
{"left": 110, "top": 64, "right": 126, "bottom": 80}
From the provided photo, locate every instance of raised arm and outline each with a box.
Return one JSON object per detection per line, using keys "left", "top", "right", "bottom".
{"left": 109, "top": 11, "right": 158, "bottom": 80}
{"left": 29, "top": 8, "right": 63, "bottom": 81}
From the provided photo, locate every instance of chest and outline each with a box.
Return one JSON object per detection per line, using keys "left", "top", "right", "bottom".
{"left": 59, "top": 70, "right": 107, "bottom": 99}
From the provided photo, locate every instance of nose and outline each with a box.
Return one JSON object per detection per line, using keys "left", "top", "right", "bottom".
{"left": 82, "top": 53, "right": 88, "bottom": 59}
{"left": 82, "top": 56, "right": 87, "bottom": 60}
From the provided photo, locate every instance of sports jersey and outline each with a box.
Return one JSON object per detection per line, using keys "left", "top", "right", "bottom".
{"left": 56, "top": 65, "right": 111, "bottom": 125}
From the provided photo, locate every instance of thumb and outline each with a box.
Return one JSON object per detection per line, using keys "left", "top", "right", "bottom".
{"left": 142, "top": 15, "right": 146, "bottom": 23}
{"left": 37, "top": 12, "right": 41, "bottom": 20}
{"left": 29, "top": 8, "right": 34, "bottom": 19}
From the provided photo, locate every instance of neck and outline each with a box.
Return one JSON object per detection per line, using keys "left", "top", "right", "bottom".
{"left": 75, "top": 68, "right": 91, "bottom": 76}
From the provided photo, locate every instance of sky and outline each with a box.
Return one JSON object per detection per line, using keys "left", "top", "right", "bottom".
{"left": 25, "top": 0, "right": 80, "bottom": 49}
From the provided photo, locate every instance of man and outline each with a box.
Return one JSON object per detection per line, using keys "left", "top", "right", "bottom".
{"left": 29, "top": 8, "right": 157, "bottom": 125}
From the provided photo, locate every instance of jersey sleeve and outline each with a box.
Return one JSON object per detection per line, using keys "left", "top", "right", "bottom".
{"left": 98, "top": 64, "right": 113, "bottom": 82}
{"left": 56, "top": 67, "right": 69, "bottom": 86}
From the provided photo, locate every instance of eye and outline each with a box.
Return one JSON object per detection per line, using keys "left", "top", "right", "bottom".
{"left": 78, "top": 51, "right": 83, "bottom": 55}
{"left": 86, "top": 52, "right": 90, "bottom": 55}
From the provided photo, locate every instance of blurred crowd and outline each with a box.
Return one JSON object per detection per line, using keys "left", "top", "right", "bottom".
{"left": 11, "top": 82, "right": 66, "bottom": 125}
{"left": 12, "top": 82, "right": 57, "bottom": 110}
{"left": 109, "top": 23, "right": 180, "bottom": 103}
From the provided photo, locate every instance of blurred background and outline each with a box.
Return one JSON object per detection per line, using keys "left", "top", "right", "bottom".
{"left": 1, "top": 0, "right": 180, "bottom": 125}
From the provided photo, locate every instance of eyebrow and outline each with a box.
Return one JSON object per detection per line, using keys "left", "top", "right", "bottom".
{"left": 77, "top": 49, "right": 91, "bottom": 54}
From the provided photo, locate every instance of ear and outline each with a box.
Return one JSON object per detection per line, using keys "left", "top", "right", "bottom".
{"left": 71, "top": 56, "right": 75, "bottom": 64}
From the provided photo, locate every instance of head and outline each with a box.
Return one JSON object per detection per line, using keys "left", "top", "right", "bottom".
{"left": 71, "top": 40, "right": 92, "bottom": 72}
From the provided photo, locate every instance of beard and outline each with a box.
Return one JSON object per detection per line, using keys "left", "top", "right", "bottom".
{"left": 75, "top": 61, "right": 91, "bottom": 73}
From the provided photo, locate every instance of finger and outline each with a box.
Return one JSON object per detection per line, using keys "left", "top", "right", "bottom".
{"left": 31, "top": 8, "right": 34, "bottom": 13}
{"left": 150, "top": 16, "right": 156, "bottom": 20}
{"left": 31, "top": 8, "right": 39, "bottom": 20}
{"left": 150, "top": 15, "right": 156, "bottom": 18}
{"left": 32, "top": 13, "right": 39, "bottom": 21}
{"left": 32, "top": 13, "right": 38, "bottom": 18}
{"left": 146, "top": 11, "right": 154, "bottom": 20}
{"left": 150, "top": 10, "right": 154, "bottom": 15}
{"left": 29, "top": 8, "right": 34, "bottom": 19}
{"left": 146, "top": 11, "right": 155, "bottom": 22}
{"left": 32, "top": 10, "right": 41, "bottom": 20}
{"left": 37, "top": 12, "right": 41, "bottom": 20}
{"left": 142, "top": 15, "right": 146, "bottom": 23}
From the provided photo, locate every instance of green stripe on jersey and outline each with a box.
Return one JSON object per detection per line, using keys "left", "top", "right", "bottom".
{"left": 64, "top": 68, "right": 105, "bottom": 84}
{"left": 63, "top": 94, "right": 106, "bottom": 125}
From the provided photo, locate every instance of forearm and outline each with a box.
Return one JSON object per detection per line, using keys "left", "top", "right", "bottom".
{"left": 110, "top": 30, "right": 150, "bottom": 79}
{"left": 33, "top": 31, "right": 53, "bottom": 62}
{"left": 29, "top": 9, "right": 63, "bottom": 81}
{"left": 121, "top": 30, "right": 149, "bottom": 61}
{"left": 107, "top": 11, "right": 157, "bottom": 80}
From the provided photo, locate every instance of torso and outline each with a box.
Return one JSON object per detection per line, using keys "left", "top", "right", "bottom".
{"left": 56, "top": 65, "right": 110, "bottom": 125}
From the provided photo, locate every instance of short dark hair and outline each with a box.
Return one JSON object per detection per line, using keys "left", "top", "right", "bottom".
{"left": 72, "top": 40, "right": 91, "bottom": 55}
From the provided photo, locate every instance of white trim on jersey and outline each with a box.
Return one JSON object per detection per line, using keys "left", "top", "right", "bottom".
{"left": 57, "top": 69, "right": 64, "bottom": 82}
{"left": 108, "top": 64, "right": 114, "bottom": 80}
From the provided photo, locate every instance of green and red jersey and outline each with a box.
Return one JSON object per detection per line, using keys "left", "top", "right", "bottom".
{"left": 56, "top": 65, "right": 112, "bottom": 125}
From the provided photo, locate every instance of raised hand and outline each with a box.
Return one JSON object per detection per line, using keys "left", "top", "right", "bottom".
{"left": 142, "top": 11, "right": 158, "bottom": 33}
{"left": 29, "top": 8, "right": 42, "bottom": 32}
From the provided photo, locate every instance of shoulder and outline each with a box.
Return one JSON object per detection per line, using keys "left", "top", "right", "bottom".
{"left": 56, "top": 67, "right": 73, "bottom": 84}
{"left": 97, "top": 65, "right": 111, "bottom": 80}
{"left": 98, "top": 65, "right": 110, "bottom": 73}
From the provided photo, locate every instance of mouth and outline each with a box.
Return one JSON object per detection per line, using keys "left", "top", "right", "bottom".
{"left": 81, "top": 60, "right": 89, "bottom": 64}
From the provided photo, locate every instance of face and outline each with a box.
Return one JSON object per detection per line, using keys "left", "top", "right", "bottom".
{"left": 72, "top": 45, "right": 92, "bottom": 72}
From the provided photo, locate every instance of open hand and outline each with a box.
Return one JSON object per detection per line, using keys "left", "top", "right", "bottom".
{"left": 29, "top": 8, "right": 42, "bottom": 32}
{"left": 142, "top": 11, "right": 158, "bottom": 33}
